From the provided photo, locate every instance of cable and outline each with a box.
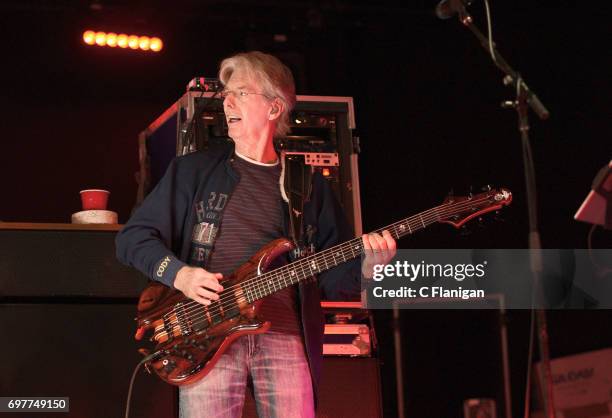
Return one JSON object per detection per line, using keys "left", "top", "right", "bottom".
{"left": 483, "top": 0, "right": 497, "bottom": 64}
{"left": 124, "top": 357, "right": 147, "bottom": 418}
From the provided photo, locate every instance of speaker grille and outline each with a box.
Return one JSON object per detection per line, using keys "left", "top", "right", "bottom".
{"left": 1, "top": 228, "right": 149, "bottom": 298}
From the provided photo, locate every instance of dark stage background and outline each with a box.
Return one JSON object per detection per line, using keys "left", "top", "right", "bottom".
{"left": 1, "top": 1, "right": 610, "bottom": 417}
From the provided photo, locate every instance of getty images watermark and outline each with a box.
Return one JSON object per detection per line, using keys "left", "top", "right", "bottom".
{"left": 362, "top": 249, "right": 612, "bottom": 309}
{"left": 371, "top": 259, "right": 487, "bottom": 300}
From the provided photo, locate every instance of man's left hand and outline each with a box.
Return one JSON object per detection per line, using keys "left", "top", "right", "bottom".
{"left": 361, "top": 230, "right": 397, "bottom": 278}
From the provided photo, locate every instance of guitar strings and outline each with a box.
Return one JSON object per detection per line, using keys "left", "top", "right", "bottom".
{"left": 159, "top": 195, "right": 496, "bottom": 335}
{"left": 183, "top": 194, "right": 495, "bottom": 313}
{"left": 160, "top": 194, "right": 495, "bottom": 333}
{"left": 158, "top": 195, "right": 498, "bottom": 335}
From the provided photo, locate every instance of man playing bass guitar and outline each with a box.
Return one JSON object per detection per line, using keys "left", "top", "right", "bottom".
{"left": 116, "top": 50, "right": 396, "bottom": 418}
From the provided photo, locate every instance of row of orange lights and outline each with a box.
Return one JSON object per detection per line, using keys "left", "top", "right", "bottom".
{"left": 83, "top": 30, "right": 163, "bottom": 52}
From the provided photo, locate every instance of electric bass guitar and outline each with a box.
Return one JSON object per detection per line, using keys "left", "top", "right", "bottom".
{"left": 135, "top": 187, "right": 512, "bottom": 385}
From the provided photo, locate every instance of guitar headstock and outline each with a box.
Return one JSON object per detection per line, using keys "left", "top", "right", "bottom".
{"left": 440, "top": 187, "right": 512, "bottom": 228}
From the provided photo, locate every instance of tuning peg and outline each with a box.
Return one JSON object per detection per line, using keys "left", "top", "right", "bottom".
{"left": 468, "top": 186, "right": 474, "bottom": 200}
{"left": 481, "top": 184, "right": 492, "bottom": 192}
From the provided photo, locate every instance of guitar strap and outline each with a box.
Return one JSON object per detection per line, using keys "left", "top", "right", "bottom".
{"left": 280, "top": 152, "right": 314, "bottom": 255}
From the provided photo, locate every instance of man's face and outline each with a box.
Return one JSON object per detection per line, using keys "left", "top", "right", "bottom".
{"left": 222, "top": 69, "right": 274, "bottom": 144}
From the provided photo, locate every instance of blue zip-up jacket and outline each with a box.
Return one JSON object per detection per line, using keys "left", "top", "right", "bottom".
{"left": 115, "top": 141, "right": 361, "bottom": 397}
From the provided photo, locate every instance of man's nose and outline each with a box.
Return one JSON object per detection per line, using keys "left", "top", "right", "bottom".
{"left": 223, "top": 91, "right": 236, "bottom": 106}
{"left": 223, "top": 93, "right": 235, "bottom": 108}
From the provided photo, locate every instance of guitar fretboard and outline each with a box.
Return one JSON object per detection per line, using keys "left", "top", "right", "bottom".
{"left": 240, "top": 204, "right": 448, "bottom": 303}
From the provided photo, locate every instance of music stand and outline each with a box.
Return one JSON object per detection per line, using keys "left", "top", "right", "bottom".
{"left": 575, "top": 160, "right": 612, "bottom": 229}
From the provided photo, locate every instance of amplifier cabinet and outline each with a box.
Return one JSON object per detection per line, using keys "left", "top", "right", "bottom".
{"left": 1, "top": 223, "right": 175, "bottom": 417}
{"left": 0, "top": 223, "right": 149, "bottom": 298}
{"left": 0, "top": 303, "right": 177, "bottom": 418}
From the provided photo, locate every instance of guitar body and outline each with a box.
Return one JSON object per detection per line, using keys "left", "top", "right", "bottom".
{"left": 136, "top": 238, "right": 295, "bottom": 386}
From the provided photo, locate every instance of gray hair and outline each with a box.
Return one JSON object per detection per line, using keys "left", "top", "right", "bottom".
{"left": 219, "top": 51, "right": 296, "bottom": 137}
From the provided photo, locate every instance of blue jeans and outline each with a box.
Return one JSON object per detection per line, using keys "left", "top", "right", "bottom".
{"left": 179, "top": 333, "right": 315, "bottom": 418}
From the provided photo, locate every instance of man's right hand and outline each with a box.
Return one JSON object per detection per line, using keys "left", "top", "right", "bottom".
{"left": 174, "top": 266, "right": 224, "bottom": 306}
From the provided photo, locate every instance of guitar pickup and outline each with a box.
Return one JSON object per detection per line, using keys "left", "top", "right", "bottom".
{"left": 176, "top": 303, "right": 193, "bottom": 335}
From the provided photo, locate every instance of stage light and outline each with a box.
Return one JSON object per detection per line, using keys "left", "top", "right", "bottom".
{"left": 83, "top": 30, "right": 95, "bottom": 45}
{"left": 82, "top": 30, "right": 163, "bottom": 52}
{"left": 106, "top": 32, "right": 117, "bottom": 47}
{"left": 150, "top": 37, "right": 163, "bottom": 52}
{"left": 117, "top": 34, "right": 128, "bottom": 48}
{"left": 138, "top": 36, "right": 150, "bottom": 50}
{"left": 128, "top": 35, "right": 139, "bottom": 49}
{"left": 322, "top": 168, "right": 331, "bottom": 177}
{"left": 95, "top": 31, "right": 106, "bottom": 46}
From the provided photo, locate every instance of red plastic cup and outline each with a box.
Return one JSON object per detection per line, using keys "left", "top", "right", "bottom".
{"left": 80, "top": 189, "right": 110, "bottom": 210}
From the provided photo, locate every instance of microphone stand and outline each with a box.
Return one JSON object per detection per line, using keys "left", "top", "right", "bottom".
{"left": 453, "top": 7, "right": 554, "bottom": 418}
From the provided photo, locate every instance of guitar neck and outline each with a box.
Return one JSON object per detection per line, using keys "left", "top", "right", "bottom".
{"left": 242, "top": 204, "right": 448, "bottom": 303}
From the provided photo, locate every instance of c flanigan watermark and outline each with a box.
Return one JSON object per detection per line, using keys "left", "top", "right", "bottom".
{"left": 364, "top": 253, "right": 491, "bottom": 307}
{"left": 371, "top": 285, "right": 485, "bottom": 300}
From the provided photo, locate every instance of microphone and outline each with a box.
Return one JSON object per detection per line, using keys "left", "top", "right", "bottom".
{"left": 435, "top": 0, "right": 475, "bottom": 19}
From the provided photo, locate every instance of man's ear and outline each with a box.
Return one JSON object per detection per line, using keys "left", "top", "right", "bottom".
{"left": 269, "top": 99, "right": 284, "bottom": 120}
